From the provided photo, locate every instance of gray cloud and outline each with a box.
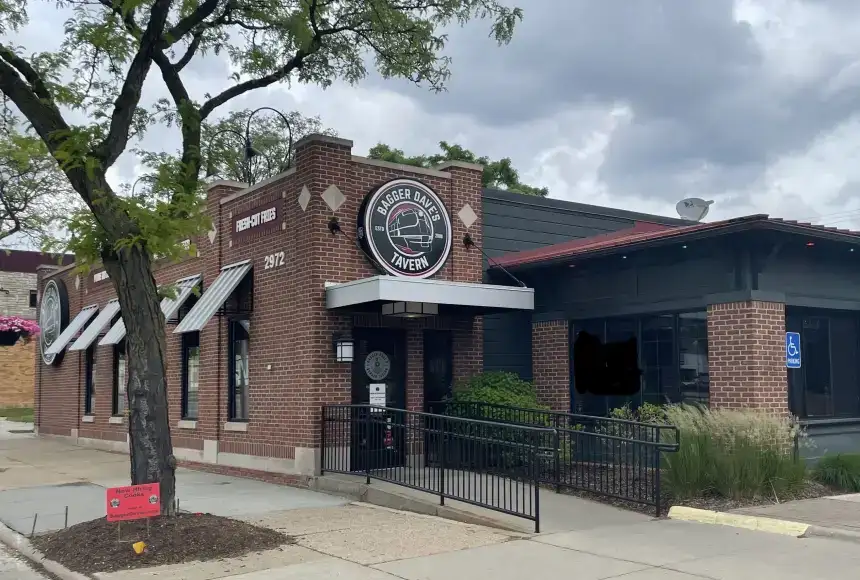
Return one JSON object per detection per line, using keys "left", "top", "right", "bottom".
{"left": 366, "top": 0, "right": 860, "bottom": 204}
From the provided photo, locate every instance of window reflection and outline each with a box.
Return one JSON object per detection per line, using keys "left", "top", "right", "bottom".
{"left": 230, "top": 320, "right": 250, "bottom": 421}
{"left": 571, "top": 311, "right": 709, "bottom": 414}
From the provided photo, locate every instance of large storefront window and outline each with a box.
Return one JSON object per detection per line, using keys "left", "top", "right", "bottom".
{"left": 229, "top": 320, "right": 250, "bottom": 421}
{"left": 182, "top": 332, "right": 200, "bottom": 420}
{"left": 787, "top": 309, "right": 860, "bottom": 419}
{"left": 571, "top": 311, "right": 709, "bottom": 415}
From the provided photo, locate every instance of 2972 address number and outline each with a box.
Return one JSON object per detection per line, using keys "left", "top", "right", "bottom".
{"left": 263, "top": 251, "right": 285, "bottom": 270}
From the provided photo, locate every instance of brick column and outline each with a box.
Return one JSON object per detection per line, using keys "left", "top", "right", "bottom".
{"left": 532, "top": 320, "right": 571, "bottom": 412}
{"left": 707, "top": 300, "right": 788, "bottom": 414}
{"left": 198, "top": 180, "right": 245, "bottom": 461}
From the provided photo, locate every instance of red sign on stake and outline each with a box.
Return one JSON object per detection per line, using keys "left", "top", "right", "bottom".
{"left": 106, "top": 483, "right": 161, "bottom": 522}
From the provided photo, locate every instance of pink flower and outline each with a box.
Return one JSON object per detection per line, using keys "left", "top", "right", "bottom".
{"left": 0, "top": 316, "right": 40, "bottom": 336}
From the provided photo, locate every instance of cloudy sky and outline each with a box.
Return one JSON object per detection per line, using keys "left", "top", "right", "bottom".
{"left": 11, "top": 0, "right": 860, "bottom": 230}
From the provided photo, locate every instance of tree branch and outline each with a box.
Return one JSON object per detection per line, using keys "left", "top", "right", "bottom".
{"left": 199, "top": 48, "right": 314, "bottom": 119}
{"left": 0, "top": 46, "right": 71, "bottom": 154}
{"left": 0, "top": 182, "right": 22, "bottom": 241}
{"left": 174, "top": 32, "right": 203, "bottom": 71}
{"left": 93, "top": 0, "right": 175, "bottom": 168}
{"left": 163, "top": 0, "right": 223, "bottom": 47}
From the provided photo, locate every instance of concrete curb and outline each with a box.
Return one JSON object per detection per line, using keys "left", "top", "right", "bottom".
{"left": 0, "top": 521, "right": 90, "bottom": 580}
{"left": 803, "top": 525, "right": 860, "bottom": 544}
{"left": 308, "top": 476, "right": 529, "bottom": 533}
{"left": 667, "top": 505, "right": 810, "bottom": 537}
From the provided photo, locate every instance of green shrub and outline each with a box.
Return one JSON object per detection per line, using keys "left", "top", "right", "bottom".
{"left": 451, "top": 371, "right": 548, "bottom": 411}
{"left": 813, "top": 454, "right": 860, "bottom": 492}
{"left": 608, "top": 402, "right": 667, "bottom": 425}
{"left": 661, "top": 405, "right": 808, "bottom": 501}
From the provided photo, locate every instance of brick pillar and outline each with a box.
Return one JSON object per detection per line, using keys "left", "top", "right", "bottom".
{"left": 453, "top": 317, "right": 483, "bottom": 386}
{"left": 707, "top": 300, "right": 788, "bottom": 414}
{"left": 197, "top": 180, "right": 245, "bottom": 460}
{"left": 532, "top": 320, "right": 571, "bottom": 412}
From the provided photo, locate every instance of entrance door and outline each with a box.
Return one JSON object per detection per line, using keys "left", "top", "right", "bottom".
{"left": 423, "top": 330, "right": 453, "bottom": 414}
{"left": 350, "top": 328, "right": 407, "bottom": 472}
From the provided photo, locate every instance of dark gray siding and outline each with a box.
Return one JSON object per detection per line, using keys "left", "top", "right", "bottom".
{"left": 532, "top": 243, "right": 736, "bottom": 320}
{"left": 758, "top": 244, "right": 860, "bottom": 310}
{"left": 802, "top": 420, "right": 860, "bottom": 462}
{"left": 480, "top": 189, "right": 687, "bottom": 379}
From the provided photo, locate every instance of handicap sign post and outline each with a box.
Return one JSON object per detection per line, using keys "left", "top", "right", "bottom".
{"left": 786, "top": 332, "right": 801, "bottom": 369}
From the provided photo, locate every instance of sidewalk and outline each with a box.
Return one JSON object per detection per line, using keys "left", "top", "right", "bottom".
{"left": 5, "top": 431, "right": 860, "bottom": 579}
{"left": 731, "top": 493, "right": 860, "bottom": 537}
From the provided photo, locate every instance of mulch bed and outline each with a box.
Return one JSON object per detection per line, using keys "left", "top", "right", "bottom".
{"left": 30, "top": 513, "right": 293, "bottom": 575}
{"left": 553, "top": 467, "right": 840, "bottom": 517}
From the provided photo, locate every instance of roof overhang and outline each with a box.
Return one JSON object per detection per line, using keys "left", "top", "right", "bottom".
{"left": 494, "top": 216, "right": 860, "bottom": 273}
{"left": 325, "top": 276, "right": 534, "bottom": 316}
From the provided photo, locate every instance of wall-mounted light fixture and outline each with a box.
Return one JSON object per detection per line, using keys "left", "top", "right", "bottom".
{"left": 328, "top": 216, "right": 342, "bottom": 235}
{"left": 381, "top": 302, "right": 439, "bottom": 318}
{"left": 333, "top": 332, "right": 354, "bottom": 362}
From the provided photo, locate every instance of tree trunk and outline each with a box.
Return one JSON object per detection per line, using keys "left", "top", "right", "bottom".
{"left": 104, "top": 244, "right": 176, "bottom": 515}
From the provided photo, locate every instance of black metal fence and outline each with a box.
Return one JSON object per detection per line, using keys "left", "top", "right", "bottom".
{"left": 429, "top": 401, "right": 680, "bottom": 516}
{"left": 321, "top": 404, "right": 553, "bottom": 532}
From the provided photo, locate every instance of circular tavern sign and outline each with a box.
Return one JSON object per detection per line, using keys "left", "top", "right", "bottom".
{"left": 364, "top": 351, "right": 391, "bottom": 381}
{"left": 357, "top": 178, "right": 452, "bottom": 279}
{"left": 39, "top": 279, "right": 69, "bottom": 366}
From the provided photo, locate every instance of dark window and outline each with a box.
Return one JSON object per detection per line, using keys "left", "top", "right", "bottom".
{"left": 571, "top": 311, "right": 708, "bottom": 415}
{"left": 182, "top": 332, "right": 200, "bottom": 419}
{"left": 228, "top": 320, "right": 250, "bottom": 421}
{"left": 678, "top": 312, "right": 709, "bottom": 405}
{"left": 113, "top": 340, "right": 127, "bottom": 416}
{"left": 29, "top": 290, "right": 37, "bottom": 308}
{"left": 788, "top": 309, "right": 860, "bottom": 419}
{"left": 641, "top": 314, "right": 678, "bottom": 405}
{"left": 84, "top": 346, "right": 96, "bottom": 415}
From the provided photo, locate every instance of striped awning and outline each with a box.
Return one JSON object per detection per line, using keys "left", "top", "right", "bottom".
{"left": 69, "top": 299, "right": 121, "bottom": 351}
{"left": 45, "top": 304, "right": 99, "bottom": 356}
{"left": 174, "top": 261, "right": 252, "bottom": 334}
{"left": 99, "top": 274, "right": 201, "bottom": 346}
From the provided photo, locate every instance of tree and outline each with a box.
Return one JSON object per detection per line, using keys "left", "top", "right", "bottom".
{"left": 368, "top": 141, "right": 548, "bottom": 196}
{"left": 0, "top": 106, "right": 78, "bottom": 246}
{"left": 137, "top": 109, "right": 337, "bottom": 186}
{"left": 0, "top": 0, "right": 523, "bottom": 513}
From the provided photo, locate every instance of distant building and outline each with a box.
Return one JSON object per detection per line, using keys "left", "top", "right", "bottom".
{"left": 0, "top": 250, "right": 74, "bottom": 408}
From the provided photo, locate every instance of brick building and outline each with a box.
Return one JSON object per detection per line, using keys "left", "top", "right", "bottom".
{"left": 33, "top": 132, "right": 860, "bottom": 472}
{"left": 33, "top": 134, "right": 531, "bottom": 475}
{"left": 0, "top": 250, "right": 72, "bottom": 407}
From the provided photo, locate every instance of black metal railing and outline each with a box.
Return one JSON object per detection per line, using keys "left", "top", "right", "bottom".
{"left": 321, "top": 404, "right": 554, "bottom": 532}
{"left": 429, "top": 401, "right": 680, "bottom": 516}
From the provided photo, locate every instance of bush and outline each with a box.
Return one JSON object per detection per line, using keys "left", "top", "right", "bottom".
{"left": 813, "top": 454, "right": 860, "bottom": 492}
{"left": 660, "top": 405, "right": 808, "bottom": 501}
{"left": 450, "top": 371, "right": 548, "bottom": 411}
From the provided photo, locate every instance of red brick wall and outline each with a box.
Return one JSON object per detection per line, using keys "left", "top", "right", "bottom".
{"left": 707, "top": 300, "right": 788, "bottom": 414}
{"left": 34, "top": 134, "right": 486, "bottom": 470}
{"left": 532, "top": 320, "right": 570, "bottom": 412}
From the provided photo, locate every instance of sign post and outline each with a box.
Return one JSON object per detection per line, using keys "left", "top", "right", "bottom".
{"left": 786, "top": 332, "right": 802, "bottom": 369}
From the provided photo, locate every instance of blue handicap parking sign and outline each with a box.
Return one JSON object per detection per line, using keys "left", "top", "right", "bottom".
{"left": 786, "top": 332, "right": 801, "bottom": 369}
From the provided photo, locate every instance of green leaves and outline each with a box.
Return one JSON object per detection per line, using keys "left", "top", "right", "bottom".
{"left": 368, "top": 141, "right": 549, "bottom": 197}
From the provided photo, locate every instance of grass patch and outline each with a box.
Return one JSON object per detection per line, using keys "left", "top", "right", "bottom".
{"left": 0, "top": 406, "right": 34, "bottom": 422}
{"left": 660, "top": 405, "right": 808, "bottom": 502}
{"left": 813, "top": 453, "right": 860, "bottom": 493}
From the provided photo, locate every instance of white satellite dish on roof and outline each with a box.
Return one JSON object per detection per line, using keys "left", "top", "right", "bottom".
{"left": 676, "top": 198, "right": 714, "bottom": 222}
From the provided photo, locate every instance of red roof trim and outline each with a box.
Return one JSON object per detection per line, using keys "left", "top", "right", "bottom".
{"left": 491, "top": 214, "right": 860, "bottom": 270}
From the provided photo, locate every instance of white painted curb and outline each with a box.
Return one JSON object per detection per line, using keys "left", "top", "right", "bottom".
{"left": 667, "top": 505, "right": 810, "bottom": 537}
{"left": 0, "top": 521, "right": 90, "bottom": 580}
